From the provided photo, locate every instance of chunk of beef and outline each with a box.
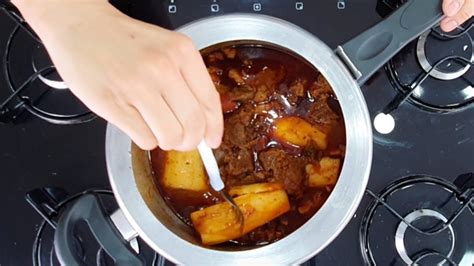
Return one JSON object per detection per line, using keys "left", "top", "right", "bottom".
{"left": 236, "top": 219, "right": 286, "bottom": 245}
{"left": 310, "top": 75, "right": 333, "bottom": 99}
{"left": 254, "top": 85, "right": 273, "bottom": 103}
{"left": 259, "top": 149, "right": 306, "bottom": 197}
{"left": 222, "top": 105, "right": 258, "bottom": 146}
{"left": 226, "top": 172, "right": 261, "bottom": 187}
{"left": 213, "top": 145, "right": 229, "bottom": 165}
{"left": 307, "top": 98, "right": 340, "bottom": 125}
{"left": 307, "top": 76, "right": 339, "bottom": 125}
{"left": 229, "top": 69, "right": 246, "bottom": 85}
{"left": 226, "top": 147, "right": 254, "bottom": 177}
{"left": 290, "top": 79, "right": 307, "bottom": 97}
{"left": 227, "top": 85, "right": 255, "bottom": 102}
{"left": 251, "top": 101, "right": 284, "bottom": 136}
{"left": 287, "top": 79, "right": 307, "bottom": 104}
{"left": 247, "top": 67, "right": 286, "bottom": 91}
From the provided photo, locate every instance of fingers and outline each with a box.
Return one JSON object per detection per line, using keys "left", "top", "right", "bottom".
{"left": 176, "top": 36, "right": 224, "bottom": 149}
{"left": 98, "top": 101, "right": 158, "bottom": 150}
{"left": 135, "top": 93, "right": 184, "bottom": 151}
{"left": 441, "top": 0, "right": 473, "bottom": 32}
{"left": 443, "top": 0, "right": 464, "bottom": 16}
{"left": 161, "top": 71, "right": 206, "bottom": 151}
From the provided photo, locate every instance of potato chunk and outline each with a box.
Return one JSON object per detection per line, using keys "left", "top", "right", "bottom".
{"left": 272, "top": 116, "right": 327, "bottom": 149}
{"left": 162, "top": 150, "right": 208, "bottom": 191}
{"left": 190, "top": 188, "right": 290, "bottom": 245}
{"left": 228, "top": 182, "right": 284, "bottom": 197}
{"left": 306, "top": 157, "right": 341, "bottom": 187}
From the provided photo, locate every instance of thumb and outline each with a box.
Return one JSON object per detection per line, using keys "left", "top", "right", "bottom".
{"left": 440, "top": 0, "right": 474, "bottom": 32}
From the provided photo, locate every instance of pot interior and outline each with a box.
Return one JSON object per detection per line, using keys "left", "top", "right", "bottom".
{"left": 132, "top": 143, "right": 259, "bottom": 251}
{"left": 131, "top": 144, "right": 200, "bottom": 245}
{"left": 131, "top": 40, "right": 347, "bottom": 251}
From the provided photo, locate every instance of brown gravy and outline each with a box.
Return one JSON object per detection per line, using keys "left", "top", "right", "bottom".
{"left": 150, "top": 43, "right": 346, "bottom": 247}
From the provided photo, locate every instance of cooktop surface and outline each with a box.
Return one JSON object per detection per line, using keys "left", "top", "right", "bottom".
{"left": 0, "top": 0, "right": 473, "bottom": 265}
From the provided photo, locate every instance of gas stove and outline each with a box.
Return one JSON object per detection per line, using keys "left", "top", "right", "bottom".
{"left": 0, "top": 1, "right": 473, "bottom": 265}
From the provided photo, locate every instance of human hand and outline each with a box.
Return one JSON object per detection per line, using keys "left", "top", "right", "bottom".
{"left": 12, "top": 0, "right": 223, "bottom": 151}
{"left": 441, "top": 0, "right": 474, "bottom": 32}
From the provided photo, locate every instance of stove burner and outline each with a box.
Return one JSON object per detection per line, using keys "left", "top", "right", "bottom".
{"left": 32, "top": 46, "right": 67, "bottom": 90}
{"left": 26, "top": 188, "right": 170, "bottom": 266}
{"left": 416, "top": 31, "right": 473, "bottom": 80}
{"left": 360, "top": 174, "right": 474, "bottom": 265}
{"left": 0, "top": 7, "right": 96, "bottom": 124}
{"left": 381, "top": 25, "right": 474, "bottom": 114}
{"left": 395, "top": 209, "right": 455, "bottom": 265}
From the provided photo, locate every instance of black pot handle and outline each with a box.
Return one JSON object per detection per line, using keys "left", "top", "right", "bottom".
{"left": 336, "top": 0, "right": 443, "bottom": 85}
{"left": 54, "top": 194, "right": 144, "bottom": 266}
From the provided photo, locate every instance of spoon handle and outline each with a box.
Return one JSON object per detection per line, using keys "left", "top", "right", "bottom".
{"left": 197, "top": 140, "right": 225, "bottom": 191}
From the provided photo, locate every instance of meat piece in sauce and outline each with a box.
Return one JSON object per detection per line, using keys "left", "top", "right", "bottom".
{"left": 251, "top": 102, "right": 283, "bottom": 136}
{"left": 229, "top": 69, "right": 246, "bottom": 85}
{"left": 227, "top": 85, "right": 255, "bottom": 102}
{"left": 226, "top": 146, "right": 254, "bottom": 178}
{"left": 222, "top": 105, "right": 258, "bottom": 146}
{"left": 238, "top": 219, "right": 286, "bottom": 245}
{"left": 213, "top": 146, "right": 228, "bottom": 165}
{"left": 247, "top": 66, "right": 286, "bottom": 91}
{"left": 254, "top": 85, "right": 273, "bottom": 103}
{"left": 287, "top": 79, "right": 307, "bottom": 105}
{"left": 310, "top": 74, "right": 333, "bottom": 99}
{"left": 307, "top": 98, "right": 340, "bottom": 126}
{"left": 259, "top": 149, "right": 306, "bottom": 197}
{"left": 307, "top": 76, "right": 340, "bottom": 125}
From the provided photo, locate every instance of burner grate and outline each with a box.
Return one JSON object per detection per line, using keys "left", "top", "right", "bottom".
{"left": 26, "top": 188, "right": 168, "bottom": 266}
{"left": 360, "top": 174, "right": 474, "bottom": 265}
{"left": 0, "top": 6, "right": 96, "bottom": 124}
{"left": 382, "top": 23, "right": 474, "bottom": 114}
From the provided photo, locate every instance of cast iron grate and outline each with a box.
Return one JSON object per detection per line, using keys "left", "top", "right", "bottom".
{"left": 378, "top": 0, "right": 474, "bottom": 114}
{"left": 0, "top": 4, "right": 96, "bottom": 124}
{"left": 360, "top": 174, "right": 474, "bottom": 265}
{"left": 25, "top": 187, "right": 168, "bottom": 266}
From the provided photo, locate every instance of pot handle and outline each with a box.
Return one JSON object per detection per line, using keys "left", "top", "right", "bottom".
{"left": 335, "top": 0, "right": 443, "bottom": 85}
{"left": 54, "top": 194, "right": 144, "bottom": 266}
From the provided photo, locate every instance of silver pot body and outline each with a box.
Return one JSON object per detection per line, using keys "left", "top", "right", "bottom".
{"left": 106, "top": 14, "right": 373, "bottom": 265}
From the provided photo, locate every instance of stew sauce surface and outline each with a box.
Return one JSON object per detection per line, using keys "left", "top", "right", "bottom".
{"left": 150, "top": 44, "right": 346, "bottom": 246}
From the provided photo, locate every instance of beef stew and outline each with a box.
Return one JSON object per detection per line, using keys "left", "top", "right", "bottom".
{"left": 150, "top": 43, "right": 346, "bottom": 247}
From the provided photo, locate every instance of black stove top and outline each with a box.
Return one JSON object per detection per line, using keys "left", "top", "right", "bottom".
{"left": 1, "top": 1, "right": 473, "bottom": 265}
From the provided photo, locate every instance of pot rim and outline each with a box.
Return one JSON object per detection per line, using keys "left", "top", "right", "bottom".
{"left": 106, "top": 13, "right": 372, "bottom": 265}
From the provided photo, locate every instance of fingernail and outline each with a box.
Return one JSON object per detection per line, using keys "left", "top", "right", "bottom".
{"left": 444, "top": 18, "right": 459, "bottom": 31}
{"left": 448, "top": 0, "right": 461, "bottom": 14}
{"left": 209, "top": 137, "right": 222, "bottom": 149}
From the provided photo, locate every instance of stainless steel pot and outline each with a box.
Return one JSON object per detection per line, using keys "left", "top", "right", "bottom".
{"left": 54, "top": 1, "right": 443, "bottom": 264}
